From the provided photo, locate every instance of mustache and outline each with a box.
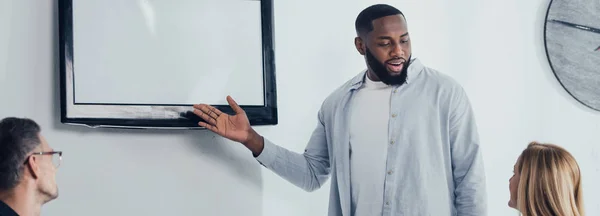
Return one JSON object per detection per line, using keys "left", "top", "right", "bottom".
{"left": 385, "top": 57, "right": 407, "bottom": 63}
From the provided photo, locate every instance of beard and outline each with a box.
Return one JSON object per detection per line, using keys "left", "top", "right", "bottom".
{"left": 365, "top": 48, "right": 411, "bottom": 86}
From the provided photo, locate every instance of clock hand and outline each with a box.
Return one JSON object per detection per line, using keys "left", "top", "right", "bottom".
{"left": 549, "top": 19, "right": 600, "bottom": 35}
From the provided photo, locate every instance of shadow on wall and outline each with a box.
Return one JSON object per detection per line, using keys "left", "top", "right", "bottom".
{"left": 534, "top": 0, "right": 599, "bottom": 115}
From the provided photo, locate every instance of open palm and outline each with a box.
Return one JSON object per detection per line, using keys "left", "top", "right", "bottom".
{"left": 193, "top": 96, "right": 251, "bottom": 143}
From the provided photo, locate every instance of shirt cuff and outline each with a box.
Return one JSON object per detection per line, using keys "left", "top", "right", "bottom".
{"left": 254, "top": 137, "right": 277, "bottom": 167}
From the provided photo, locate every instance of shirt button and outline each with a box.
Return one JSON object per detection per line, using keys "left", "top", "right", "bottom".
{"left": 388, "top": 170, "right": 393, "bottom": 175}
{"left": 391, "top": 114, "right": 397, "bottom": 118}
{"left": 393, "top": 89, "right": 397, "bottom": 93}
{"left": 390, "top": 140, "right": 395, "bottom": 145}
{"left": 386, "top": 201, "right": 390, "bottom": 205}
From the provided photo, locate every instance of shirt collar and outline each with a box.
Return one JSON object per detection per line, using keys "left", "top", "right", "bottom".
{"left": 0, "top": 200, "right": 19, "bottom": 216}
{"left": 349, "top": 57, "right": 424, "bottom": 90}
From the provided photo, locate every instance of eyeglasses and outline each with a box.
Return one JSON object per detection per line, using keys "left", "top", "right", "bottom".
{"left": 27, "top": 151, "right": 63, "bottom": 168}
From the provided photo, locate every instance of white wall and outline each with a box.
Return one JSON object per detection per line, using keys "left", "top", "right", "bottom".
{"left": 1, "top": 0, "right": 598, "bottom": 215}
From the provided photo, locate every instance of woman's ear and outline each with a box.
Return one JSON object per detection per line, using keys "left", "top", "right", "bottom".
{"left": 354, "top": 37, "right": 365, "bottom": 55}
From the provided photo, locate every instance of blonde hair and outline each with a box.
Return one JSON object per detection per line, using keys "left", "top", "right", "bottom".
{"left": 515, "top": 141, "right": 584, "bottom": 216}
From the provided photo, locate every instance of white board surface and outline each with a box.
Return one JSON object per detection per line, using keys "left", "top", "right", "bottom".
{"left": 72, "top": 0, "right": 265, "bottom": 106}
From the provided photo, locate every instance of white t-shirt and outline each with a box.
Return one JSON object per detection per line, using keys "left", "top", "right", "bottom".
{"left": 349, "top": 74, "right": 393, "bottom": 216}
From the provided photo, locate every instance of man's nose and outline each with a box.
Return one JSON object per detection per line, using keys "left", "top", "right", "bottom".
{"left": 391, "top": 44, "right": 404, "bottom": 58}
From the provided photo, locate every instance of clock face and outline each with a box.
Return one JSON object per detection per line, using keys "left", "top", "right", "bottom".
{"left": 544, "top": 0, "right": 600, "bottom": 111}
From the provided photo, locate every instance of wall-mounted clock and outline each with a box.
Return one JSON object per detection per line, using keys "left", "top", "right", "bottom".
{"left": 544, "top": 0, "right": 600, "bottom": 111}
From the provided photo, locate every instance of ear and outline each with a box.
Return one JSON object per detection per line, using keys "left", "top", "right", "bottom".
{"left": 354, "top": 37, "right": 365, "bottom": 55}
{"left": 25, "top": 156, "right": 41, "bottom": 179}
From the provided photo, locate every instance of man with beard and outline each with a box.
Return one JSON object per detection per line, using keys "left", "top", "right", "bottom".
{"left": 193, "top": 4, "right": 487, "bottom": 216}
{"left": 0, "top": 117, "right": 61, "bottom": 216}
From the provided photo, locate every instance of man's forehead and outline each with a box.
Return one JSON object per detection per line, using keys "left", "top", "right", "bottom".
{"left": 37, "top": 134, "right": 51, "bottom": 150}
{"left": 370, "top": 15, "right": 407, "bottom": 34}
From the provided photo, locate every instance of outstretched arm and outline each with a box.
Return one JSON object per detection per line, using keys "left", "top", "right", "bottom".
{"left": 252, "top": 109, "right": 330, "bottom": 191}
{"left": 193, "top": 96, "right": 330, "bottom": 192}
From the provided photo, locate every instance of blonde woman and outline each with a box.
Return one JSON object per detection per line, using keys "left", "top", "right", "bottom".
{"left": 509, "top": 141, "right": 584, "bottom": 216}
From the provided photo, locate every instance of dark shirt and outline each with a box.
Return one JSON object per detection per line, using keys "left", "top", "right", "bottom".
{"left": 0, "top": 201, "right": 18, "bottom": 216}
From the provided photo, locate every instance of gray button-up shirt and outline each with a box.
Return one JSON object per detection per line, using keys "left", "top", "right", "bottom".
{"left": 256, "top": 58, "right": 487, "bottom": 216}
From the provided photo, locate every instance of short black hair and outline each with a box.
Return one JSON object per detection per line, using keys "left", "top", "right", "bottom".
{"left": 355, "top": 4, "right": 405, "bottom": 36}
{"left": 0, "top": 117, "right": 41, "bottom": 191}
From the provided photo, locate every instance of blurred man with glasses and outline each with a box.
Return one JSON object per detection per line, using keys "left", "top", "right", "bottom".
{"left": 0, "top": 117, "right": 62, "bottom": 216}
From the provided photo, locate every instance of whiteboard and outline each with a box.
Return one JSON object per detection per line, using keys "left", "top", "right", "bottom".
{"left": 58, "top": 0, "right": 277, "bottom": 129}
